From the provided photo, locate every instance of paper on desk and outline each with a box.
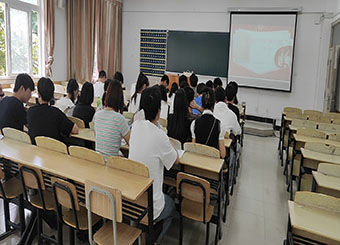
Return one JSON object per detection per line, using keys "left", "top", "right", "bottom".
{"left": 177, "top": 149, "right": 184, "bottom": 158}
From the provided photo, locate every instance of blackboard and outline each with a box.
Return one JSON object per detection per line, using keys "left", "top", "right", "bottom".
{"left": 166, "top": 31, "right": 230, "bottom": 77}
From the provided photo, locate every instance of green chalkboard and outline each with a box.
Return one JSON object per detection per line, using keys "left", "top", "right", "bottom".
{"left": 166, "top": 31, "right": 230, "bottom": 77}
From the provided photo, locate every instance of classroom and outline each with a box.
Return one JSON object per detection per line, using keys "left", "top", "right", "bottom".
{"left": 0, "top": 0, "right": 340, "bottom": 244}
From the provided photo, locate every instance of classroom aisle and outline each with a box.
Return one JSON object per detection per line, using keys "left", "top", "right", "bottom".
{"left": 163, "top": 134, "right": 289, "bottom": 245}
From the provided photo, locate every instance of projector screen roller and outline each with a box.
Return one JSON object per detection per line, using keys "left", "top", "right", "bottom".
{"left": 228, "top": 12, "right": 297, "bottom": 92}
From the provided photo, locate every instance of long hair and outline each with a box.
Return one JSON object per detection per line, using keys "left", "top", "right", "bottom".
{"left": 67, "top": 79, "right": 79, "bottom": 103}
{"left": 170, "top": 89, "right": 189, "bottom": 140}
{"left": 105, "top": 80, "right": 124, "bottom": 113}
{"left": 131, "top": 72, "right": 149, "bottom": 103}
{"left": 169, "top": 82, "right": 178, "bottom": 98}
{"left": 78, "top": 82, "right": 94, "bottom": 106}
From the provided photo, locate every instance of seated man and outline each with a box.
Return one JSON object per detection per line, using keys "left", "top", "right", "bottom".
{"left": 226, "top": 84, "right": 240, "bottom": 122}
{"left": 128, "top": 85, "right": 179, "bottom": 245}
{"left": 94, "top": 70, "right": 106, "bottom": 99}
{"left": 0, "top": 73, "right": 35, "bottom": 131}
{"left": 27, "top": 77, "right": 78, "bottom": 144}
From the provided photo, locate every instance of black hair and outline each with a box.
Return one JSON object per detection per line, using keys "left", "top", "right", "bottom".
{"left": 78, "top": 82, "right": 94, "bottom": 106}
{"left": 228, "top": 81, "right": 238, "bottom": 93}
{"left": 102, "top": 79, "right": 114, "bottom": 106}
{"left": 213, "top": 78, "right": 222, "bottom": 89}
{"left": 202, "top": 87, "right": 215, "bottom": 110}
{"left": 206, "top": 80, "right": 213, "bottom": 88}
{"left": 114, "top": 72, "right": 124, "bottom": 84}
{"left": 161, "top": 74, "right": 169, "bottom": 86}
{"left": 215, "top": 87, "right": 225, "bottom": 102}
{"left": 99, "top": 70, "right": 106, "bottom": 78}
{"left": 67, "top": 79, "right": 79, "bottom": 103}
{"left": 169, "top": 89, "right": 189, "bottom": 141}
{"left": 179, "top": 75, "right": 188, "bottom": 88}
{"left": 132, "top": 72, "right": 149, "bottom": 103}
{"left": 197, "top": 83, "right": 206, "bottom": 95}
{"left": 184, "top": 86, "right": 194, "bottom": 104}
{"left": 169, "top": 82, "right": 178, "bottom": 98}
{"left": 160, "top": 85, "right": 167, "bottom": 102}
{"left": 14, "top": 73, "right": 35, "bottom": 92}
{"left": 190, "top": 73, "right": 198, "bottom": 87}
{"left": 140, "top": 86, "right": 161, "bottom": 121}
{"left": 105, "top": 79, "right": 124, "bottom": 113}
{"left": 38, "top": 77, "right": 54, "bottom": 102}
{"left": 226, "top": 84, "right": 237, "bottom": 102}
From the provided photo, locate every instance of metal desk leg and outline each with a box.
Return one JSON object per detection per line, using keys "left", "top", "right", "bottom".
{"left": 215, "top": 171, "right": 222, "bottom": 244}
{"left": 146, "top": 185, "right": 154, "bottom": 245}
{"left": 18, "top": 211, "right": 37, "bottom": 245}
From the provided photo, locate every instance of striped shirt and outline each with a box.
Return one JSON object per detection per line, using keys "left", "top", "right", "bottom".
{"left": 94, "top": 109, "right": 129, "bottom": 157}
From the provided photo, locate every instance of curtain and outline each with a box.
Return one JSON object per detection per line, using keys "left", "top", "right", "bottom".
{"left": 66, "top": 0, "right": 122, "bottom": 82}
{"left": 44, "top": 0, "right": 55, "bottom": 77}
{"left": 66, "top": 0, "right": 96, "bottom": 82}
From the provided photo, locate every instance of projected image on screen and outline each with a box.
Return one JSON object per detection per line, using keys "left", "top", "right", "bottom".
{"left": 228, "top": 13, "right": 297, "bottom": 91}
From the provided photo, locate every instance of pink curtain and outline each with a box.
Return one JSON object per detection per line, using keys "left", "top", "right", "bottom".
{"left": 66, "top": 0, "right": 122, "bottom": 82}
{"left": 44, "top": 0, "right": 55, "bottom": 77}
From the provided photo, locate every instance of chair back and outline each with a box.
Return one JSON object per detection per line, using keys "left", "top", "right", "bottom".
{"left": 19, "top": 165, "right": 45, "bottom": 190}
{"left": 2, "top": 127, "right": 31, "bottom": 144}
{"left": 69, "top": 146, "right": 105, "bottom": 165}
{"left": 68, "top": 116, "right": 85, "bottom": 128}
{"left": 304, "top": 142, "right": 336, "bottom": 155}
{"left": 107, "top": 156, "right": 149, "bottom": 178}
{"left": 318, "top": 123, "right": 340, "bottom": 132}
{"left": 159, "top": 118, "right": 168, "bottom": 128}
{"left": 51, "top": 177, "right": 80, "bottom": 211}
{"left": 169, "top": 137, "right": 182, "bottom": 150}
{"left": 317, "top": 117, "right": 333, "bottom": 124}
{"left": 35, "top": 136, "right": 68, "bottom": 154}
{"left": 283, "top": 107, "right": 302, "bottom": 114}
{"left": 296, "top": 128, "right": 326, "bottom": 139}
{"left": 89, "top": 121, "right": 94, "bottom": 130}
{"left": 291, "top": 119, "right": 317, "bottom": 129}
{"left": 325, "top": 112, "right": 340, "bottom": 121}
{"left": 318, "top": 163, "right": 340, "bottom": 178}
{"left": 123, "top": 112, "right": 134, "bottom": 123}
{"left": 328, "top": 134, "right": 340, "bottom": 142}
{"left": 285, "top": 111, "right": 304, "bottom": 119}
{"left": 294, "top": 191, "right": 340, "bottom": 213}
{"left": 303, "top": 110, "right": 322, "bottom": 121}
{"left": 54, "top": 84, "right": 66, "bottom": 94}
{"left": 0, "top": 168, "right": 4, "bottom": 181}
{"left": 183, "top": 142, "right": 220, "bottom": 159}
{"left": 332, "top": 118, "right": 340, "bottom": 125}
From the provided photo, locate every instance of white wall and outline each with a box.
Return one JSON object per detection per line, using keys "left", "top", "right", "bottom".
{"left": 50, "top": 4, "right": 67, "bottom": 82}
{"left": 122, "top": 0, "right": 337, "bottom": 122}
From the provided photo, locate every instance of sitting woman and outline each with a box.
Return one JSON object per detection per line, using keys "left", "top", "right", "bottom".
{"left": 55, "top": 79, "right": 79, "bottom": 116}
{"left": 190, "top": 87, "right": 226, "bottom": 158}
{"left": 167, "top": 89, "right": 191, "bottom": 146}
{"left": 94, "top": 79, "right": 130, "bottom": 158}
{"left": 72, "top": 82, "right": 95, "bottom": 128}
{"left": 128, "top": 72, "right": 149, "bottom": 113}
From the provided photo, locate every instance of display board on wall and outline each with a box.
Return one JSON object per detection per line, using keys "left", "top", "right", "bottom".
{"left": 166, "top": 31, "right": 230, "bottom": 77}
{"left": 228, "top": 12, "right": 298, "bottom": 92}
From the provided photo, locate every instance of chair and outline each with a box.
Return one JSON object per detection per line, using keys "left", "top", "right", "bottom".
{"left": 54, "top": 84, "right": 66, "bottom": 95}
{"left": 328, "top": 133, "right": 340, "bottom": 142}
{"left": 89, "top": 121, "right": 94, "bottom": 130}
{"left": 325, "top": 112, "right": 340, "bottom": 121}
{"left": 35, "top": 136, "right": 68, "bottom": 154}
{"left": 318, "top": 123, "right": 340, "bottom": 132}
{"left": 177, "top": 172, "right": 215, "bottom": 245}
{"left": 290, "top": 119, "right": 317, "bottom": 129}
{"left": 68, "top": 116, "right": 85, "bottom": 129}
{"left": 159, "top": 118, "right": 168, "bottom": 128}
{"left": 183, "top": 142, "right": 220, "bottom": 158}
{"left": 0, "top": 168, "right": 25, "bottom": 240}
{"left": 303, "top": 110, "right": 323, "bottom": 121}
{"left": 283, "top": 107, "right": 302, "bottom": 114}
{"left": 169, "top": 137, "right": 182, "bottom": 150}
{"left": 2, "top": 127, "right": 31, "bottom": 144}
{"left": 86, "top": 180, "right": 142, "bottom": 245}
{"left": 107, "top": 156, "right": 149, "bottom": 177}
{"left": 332, "top": 118, "right": 340, "bottom": 125}
{"left": 69, "top": 146, "right": 105, "bottom": 165}
{"left": 51, "top": 177, "right": 101, "bottom": 244}
{"left": 123, "top": 112, "right": 134, "bottom": 124}
{"left": 312, "top": 163, "right": 340, "bottom": 198}
{"left": 19, "top": 165, "right": 57, "bottom": 244}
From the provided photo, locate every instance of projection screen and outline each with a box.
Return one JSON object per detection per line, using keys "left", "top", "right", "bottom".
{"left": 228, "top": 12, "right": 298, "bottom": 92}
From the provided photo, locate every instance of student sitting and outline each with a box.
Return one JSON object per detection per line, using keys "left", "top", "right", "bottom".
{"left": 192, "top": 83, "right": 206, "bottom": 115}
{"left": 94, "top": 80, "right": 130, "bottom": 158}
{"left": 160, "top": 85, "right": 169, "bottom": 119}
{"left": 160, "top": 74, "right": 169, "bottom": 88}
{"left": 226, "top": 84, "right": 240, "bottom": 122}
{"left": 128, "top": 72, "right": 149, "bottom": 113}
{"left": 129, "top": 85, "right": 179, "bottom": 245}
{"left": 0, "top": 73, "right": 35, "bottom": 131}
{"left": 27, "top": 77, "right": 78, "bottom": 144}
{"left": 190, "top": 88, "right": 226, "bottom": 158}
{"left": 213, "top": 77, "right": 223, "bottom": 90}
{"left": 179, "top": 75, "right": 188, "bottom": 88}
{"left": 206, "top": 80, "right": 213, "bottom": 88}
{"left": 167, "top": 89, "right": 192, "bottom": 146}
{"left": 114, "top": 71, "right": 124, "bottom": 89}
{"left": 97, "top": 79, "right": 113, "bottom": 111}
{"left": 72, "top": 82, "right": 95, "bottom": 128}
{"left": 214, "top": 87, "right": 241, "bottom": 136}
{"left": 55, "top": 79, "right": 79, "bottom": 116}
{"left": 184, "top": 86, "right": 201, "bottom": 120}
{"left": 168, "top": 82, "right": 178, "bottom": 114}
{"left": 94, "top": 70, "right": 106, "bottom": 98}
{"left": 228, "top": 80, "right": 239, "bottom": 105}
{"left": 190, "top": 73, "right": 198, "bottom": 96}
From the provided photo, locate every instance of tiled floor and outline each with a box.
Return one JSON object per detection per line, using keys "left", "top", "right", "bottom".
{"left": 0, "top": 134, "right": 288, "bottom": 244}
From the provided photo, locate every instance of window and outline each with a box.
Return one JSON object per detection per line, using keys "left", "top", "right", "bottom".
{"left": 0, "top": 0, "right": 42, "bottom": 77}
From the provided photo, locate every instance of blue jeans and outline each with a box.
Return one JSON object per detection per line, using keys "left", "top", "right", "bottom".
{"left": 154, "top": 194, "right": 175, "bottom": 244}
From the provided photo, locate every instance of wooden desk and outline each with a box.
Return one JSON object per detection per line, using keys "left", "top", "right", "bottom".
{"left": 312, "top": 171, "right": 340, "bottom": 194}
{"left": 300, "top": 148, "right": 340, "bottom": 166}
{"left": 288, "top": 200, "right": 340, "bottom": 244}
{"left": 72, "top": 128, "right": 95, "bottom": 142}
{"left": 224, "top": 138, "right": 232, "bottom": 148}
{"left": 294, "top": 134, "right": 340, "bottom": 147}
{"left": 180, "top": 152, "right": 224, "bottom": 174}
{"left": 0, "top": 137, "right": 151, "bottom": 201}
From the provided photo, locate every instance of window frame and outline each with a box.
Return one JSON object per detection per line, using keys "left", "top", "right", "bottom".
{"left": 0, "top": 0, "right": 43, "bottom": 79}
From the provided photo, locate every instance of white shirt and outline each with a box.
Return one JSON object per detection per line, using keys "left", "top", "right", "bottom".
{"left": 94, "top": 81, "right": 105, "bottom": 98}
{"left": 168, "top": 95, "right": 175, "bottom": 114}
{"left": 129, "top": 119, "right": 177, "bottom": 219}
{"left": 55, "top": 97, "right": 75, "bottom": 116}
{"left": 130, "top": 83, "right": 136, "bottom": 97}
{"left": 214, "top": 101, "right": 241, "bottom": 135}
{"left": 160, "top": 100, "right": 169, "bottom": 119}
{"left": 190, "top": 109, "right": 225, "bottom": 140}
{"left": 128, "top": 93, "right": 141, "bottom": 113}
